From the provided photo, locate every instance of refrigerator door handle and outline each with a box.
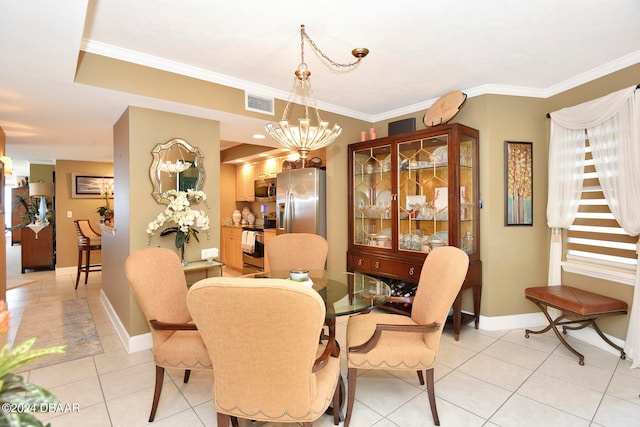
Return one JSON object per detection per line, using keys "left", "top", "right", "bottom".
{"left": 285, "top": 190, "right": 295, "bottom": 233}
{"left": 282, "top": 189, "right": 289, "bottom": 232}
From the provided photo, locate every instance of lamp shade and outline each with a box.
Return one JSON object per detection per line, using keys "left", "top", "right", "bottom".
{"left": 29, "top": 182, "right": 54, "bottom": 197}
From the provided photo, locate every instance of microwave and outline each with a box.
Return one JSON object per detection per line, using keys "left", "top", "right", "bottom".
{"left": 254, "top": 177, "right": 276, "bottom": 202}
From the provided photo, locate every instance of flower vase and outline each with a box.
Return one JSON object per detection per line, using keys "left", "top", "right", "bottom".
{"left": 180, "top": 246, "right": 187, "bottom": 267}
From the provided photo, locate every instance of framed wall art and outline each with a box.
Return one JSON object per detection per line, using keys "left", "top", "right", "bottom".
{"left": 71, "top": 173, "right": 114, "bottom": 199}
{"left": 504, "top": 141, "right": 533, "bottom": 226}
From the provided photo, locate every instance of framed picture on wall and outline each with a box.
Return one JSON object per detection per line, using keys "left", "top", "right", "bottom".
{"left": 504, "top": 141, "right": 533, "bottom": 226}
{"left": 71, "top": 173, "right": 114, "bottom": 199}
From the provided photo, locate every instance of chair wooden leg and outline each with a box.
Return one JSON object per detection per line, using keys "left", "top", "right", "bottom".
{"left": 75, "top": 249, "right": 82, "bottom": 289}
{"left": 344, "top": 368, "right": 357, "bottom": 427}
{"left": 183, "top": 369, "right": 191, "bottom": 383}
{"left": 149, "top": 365, "right": 164, "bottom": 422}
{"left": 84, "top": 249, "right": 91, "bottom": 284}
{"left": 332, "top": 374, "right": 340, "bottom": 425}
{"left": 417, "top": 370, "right": 425, "bottom": 385}
{"left": 231, "top": 416, "right": 239, "bottom": 427}
{"left": 217, "top": 413, "right": 230, "bottom": 426}
{"left": 302, "top": 423, "right": 312, "bottom": 427}
{"left": 425, "top": 368, "right": 440, "bottom": 426}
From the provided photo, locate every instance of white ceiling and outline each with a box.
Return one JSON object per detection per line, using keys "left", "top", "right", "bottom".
{"left": 1, "top": 0, "right": 640, "bottom": 178}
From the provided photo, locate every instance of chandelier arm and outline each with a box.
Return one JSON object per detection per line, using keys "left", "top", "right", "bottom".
{"left": 301, "top": 26, "right": 366, "bottom": 69}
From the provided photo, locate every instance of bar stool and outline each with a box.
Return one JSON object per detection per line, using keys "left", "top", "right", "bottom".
{"left": 74, "top": 219, "right": 102, "bottom": 289}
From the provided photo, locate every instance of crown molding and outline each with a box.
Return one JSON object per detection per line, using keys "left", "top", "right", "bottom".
{"left": 544, "top": 49, "right": 640, "bottom": 97}
{"left": 81, "top": 39, "right": 640, "bottom": 125}
{"left": 81, "top": 39, "right": 373, "bottom": 122}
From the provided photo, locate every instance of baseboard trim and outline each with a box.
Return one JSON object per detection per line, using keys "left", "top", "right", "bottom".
{"left": 56, "top": 266, "right": 76, "bottom": 276}
{"left": 99, "top": 290, "right": 152, "bottom": 354}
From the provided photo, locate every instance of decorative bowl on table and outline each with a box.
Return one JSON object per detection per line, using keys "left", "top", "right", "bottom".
{"left": 289, "top": 269, "right": 309, "bottom": 282}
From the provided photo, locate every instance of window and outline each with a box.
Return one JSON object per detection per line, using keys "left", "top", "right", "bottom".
{"left": 566, "top": 138, "right": 637, "bottom": 269}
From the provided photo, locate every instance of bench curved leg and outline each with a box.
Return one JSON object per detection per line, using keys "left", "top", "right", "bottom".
{"left": 525, "top": 300, "right": 585, "bottom": 365}
{"left": 591, "top": 320, "right": 626, "bottom": 360}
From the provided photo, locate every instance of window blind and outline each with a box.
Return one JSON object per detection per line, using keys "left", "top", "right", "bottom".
{"left": 567, "top": 141, "right": 637, "bottom": 265}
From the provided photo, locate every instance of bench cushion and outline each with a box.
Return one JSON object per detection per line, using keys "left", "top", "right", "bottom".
{"left": 525, "top": 285, "right": 627, "bottom": 316}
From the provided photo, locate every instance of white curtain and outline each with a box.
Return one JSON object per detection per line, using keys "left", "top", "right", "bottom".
{"left": 547, "top": 85, "right": 640, "bottom": 367}
{"left": 546, "top": 123, "right": 585, "bottom": 284}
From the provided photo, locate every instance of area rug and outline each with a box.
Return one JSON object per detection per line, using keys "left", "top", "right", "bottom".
{"left": 13, "top": 297, "right": 104, "bottom": 369}
{"left": 6, "top": 277, "right": 40, "bottom": 290}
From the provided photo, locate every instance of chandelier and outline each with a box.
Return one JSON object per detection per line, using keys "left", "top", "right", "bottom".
{"left": 158, "top": 145, "right": 192, "bottom": 177}
{"left": 265, "top": 25, "right": 369, "bottom": 166}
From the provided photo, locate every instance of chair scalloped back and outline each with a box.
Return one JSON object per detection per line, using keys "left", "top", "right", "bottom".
{"left": 125, "top": 247, "right": 191, "bottom": 346}
{"left": 266, "top": 233, "right": 328, "bottom": 272}
{"left": 187, "top": 277, "right": 331, "bottom": 422}
{"left": 411, "top": 246, "right": 469, "bottom": 350}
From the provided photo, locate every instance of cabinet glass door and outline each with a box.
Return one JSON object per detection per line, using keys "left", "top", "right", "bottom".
{"left": 352, "top": 144, "right": 393, "bottom": 249}
{"left": 397, "top": 135, "right": 449, "bottom": 253}
{"left": 459, "top": 131, "right": 478, "bottom": 255}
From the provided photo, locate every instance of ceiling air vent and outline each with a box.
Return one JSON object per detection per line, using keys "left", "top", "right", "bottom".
{"left": 245, "top": 92, "right": 274, "bottom": 115}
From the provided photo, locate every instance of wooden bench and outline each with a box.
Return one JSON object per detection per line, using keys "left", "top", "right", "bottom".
{"left": 525, "top": 285, "right": 627, "bottom": 365}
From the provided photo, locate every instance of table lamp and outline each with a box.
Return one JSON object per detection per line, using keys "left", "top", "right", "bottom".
{"left": 28, "top": 182, "right": 54, "bottom": 221}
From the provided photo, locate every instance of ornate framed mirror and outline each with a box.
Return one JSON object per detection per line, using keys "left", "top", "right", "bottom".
{"left": 150, "top": 138, "right": 205, "bottom": 204}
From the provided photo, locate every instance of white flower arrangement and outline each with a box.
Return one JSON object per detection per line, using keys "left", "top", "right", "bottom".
{"left": 146, "top": 189, "right": 210, "bottom": 248}
{"left": 99, "top": 181, "right": 114, "bottom": 199}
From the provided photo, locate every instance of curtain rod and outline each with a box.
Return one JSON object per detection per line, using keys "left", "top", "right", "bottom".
{"left": 545, "top": 84, "right": 640, "bottom": 118}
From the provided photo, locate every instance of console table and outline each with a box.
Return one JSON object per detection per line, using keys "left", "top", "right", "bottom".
{"left": 21, "top": 224, "right": 55, "bottom": 273}
{"left": 184, "top": 260, "right": 224, "bottom": 286}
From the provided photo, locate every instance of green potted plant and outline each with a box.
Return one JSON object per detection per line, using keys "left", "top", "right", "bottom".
{"left": 14, "top": 194, "right": 38, "bottom": 225}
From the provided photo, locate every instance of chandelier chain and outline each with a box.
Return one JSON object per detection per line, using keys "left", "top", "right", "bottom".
{"left": 301, "top": 26, "right": 364, "bottom": 69}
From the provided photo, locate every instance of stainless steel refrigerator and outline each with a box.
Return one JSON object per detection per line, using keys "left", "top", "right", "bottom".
{"left": 276, "top": 168, "right": 326, "bottom": 237}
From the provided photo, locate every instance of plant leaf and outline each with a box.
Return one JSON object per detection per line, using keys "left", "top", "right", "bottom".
{"left": 175, "top": 232, "right": 185, "bottom": 248}
{"left": 0, "top": 339, "right": 66, "bottom": 379}
{"left": 159, "top": 227, "right": 178, "bottom": 236}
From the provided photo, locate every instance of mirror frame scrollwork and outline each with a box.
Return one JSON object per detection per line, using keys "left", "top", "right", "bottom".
{"left": 150, "top": 138, "right": 206, "bottom": 204}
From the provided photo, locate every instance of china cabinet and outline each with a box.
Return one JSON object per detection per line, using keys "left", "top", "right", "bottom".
{"left": 347, "top": 123, "right": 482, "bottom": 340}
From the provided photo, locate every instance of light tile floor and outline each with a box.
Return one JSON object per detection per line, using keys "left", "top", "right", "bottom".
{"left": 5, "top": 246, "right": 640, "bottom": 426}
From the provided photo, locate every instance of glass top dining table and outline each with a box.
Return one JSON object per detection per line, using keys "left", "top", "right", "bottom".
{"left": 243, "top": 270, "right": 391, "bottom": 318}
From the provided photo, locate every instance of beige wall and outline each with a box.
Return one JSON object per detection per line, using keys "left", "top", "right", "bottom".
{"left": 54, "top": 160, "right": 113, "bottom": 269}
{"left": 106, "top": 106, "right": 221, "bottom": 337}
{"left": 29, "top": 164, "right": 55, "bottom": 184}
{"left": 220, "top": 163, "right": 237, "bottom": 223}
{"left": 73, "top": 49, "right": 640, "bottom": 341}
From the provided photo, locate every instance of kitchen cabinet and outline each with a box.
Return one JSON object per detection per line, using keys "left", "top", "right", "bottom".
{"left": 255, "top": 157, "right": 281, "bottom": 178}
{"left": 347, "top": 123, "right": 481, "bottom": 340}
{"left": 11, "top": 187, "right": 29, "bottom": 245}
{"left": 236, "top": 163, "right": 255, "bottom": 201}
{"left": 221, "top": 226, "right": 243, "bottom": 271}
{"left": 21, "top": 224, "right": 55, "bottom": 273}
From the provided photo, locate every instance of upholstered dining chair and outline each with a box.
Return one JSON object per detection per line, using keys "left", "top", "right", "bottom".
{"left": 186, "top": 276, "right": 341, "bottom": 427}
{"left": 344, "top": 246, "right": 469, "bottom": 426}
{"left": 73, "top": 219, "right": 102, "bottom": 289}
{"left": 125, "top": 247, "right": 212, "bottom": 422}
{"left": 266, "top": 232, "right": 329, "bottom": 272}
